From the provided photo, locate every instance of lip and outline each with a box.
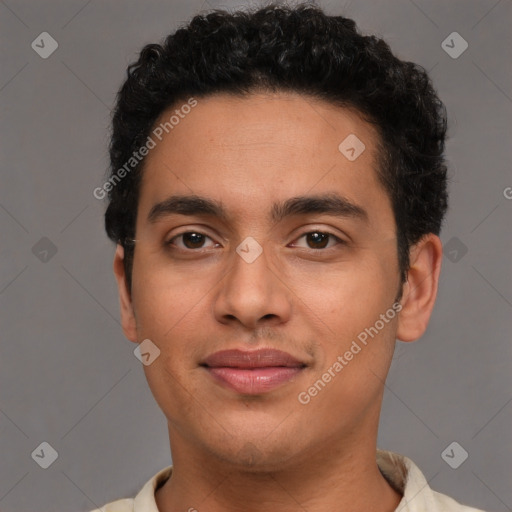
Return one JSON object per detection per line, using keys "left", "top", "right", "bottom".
{"left": 201, "top": 349, "right": 306, "bottom": 394}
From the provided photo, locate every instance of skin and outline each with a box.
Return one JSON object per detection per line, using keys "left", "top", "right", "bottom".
{"left": 113, "top": 91, "right": 443, "bottom": 512}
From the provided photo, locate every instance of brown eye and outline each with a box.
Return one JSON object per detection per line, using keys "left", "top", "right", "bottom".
{"left": 305, "top": 231, "right": 332, "bottom": 249}
{"left": 181, "top": 232, "right": 207, "bottom": 249}
{"left": 291, "top": 231, "right": 345, "bottom": 250}
{"left": 166, "top": 231, "right": 217, "bottom": 251}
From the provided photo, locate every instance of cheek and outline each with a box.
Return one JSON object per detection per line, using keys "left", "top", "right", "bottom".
{"left": 289, "top": 257, "right": 394, "bottom": 337}
{"left": 130, "top": 255, "right": 215, "bottom": 386}
{"left": 295, "top": 254, "right": 398, "bottom": 379}
{"left": 130, "top": 251, "right": 211, "bottom": 336}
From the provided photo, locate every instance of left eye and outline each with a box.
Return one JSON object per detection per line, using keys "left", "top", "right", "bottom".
{"left": 167, "top": 232, "right": 218, "bottom": 250}
{"left": 290, "top": 231, "right": 344, "bottom": 250}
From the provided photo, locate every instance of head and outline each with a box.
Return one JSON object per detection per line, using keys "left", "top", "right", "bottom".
{"left": 103, "top": 3, "right": 446, "bottom": 470}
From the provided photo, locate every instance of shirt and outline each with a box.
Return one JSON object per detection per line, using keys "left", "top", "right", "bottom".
{"left": 91, "top": 449, "right": 486, "bottom": 512}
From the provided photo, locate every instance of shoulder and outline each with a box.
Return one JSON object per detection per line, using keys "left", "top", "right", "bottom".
{"left": 429, "top": 489, "right": 487, "bottom": 512}
{"left": 88, "top": 465, "right": 173, "bottom": 512}
{"left": 376, "top": 449, "right": 486, "bottom": 512}
{"left": 89, "top": 498, "right": 134, "bottom": 512}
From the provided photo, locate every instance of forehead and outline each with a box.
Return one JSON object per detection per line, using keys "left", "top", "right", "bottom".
{"left": 136, "top": 91, "right": 392, "bottom": 231}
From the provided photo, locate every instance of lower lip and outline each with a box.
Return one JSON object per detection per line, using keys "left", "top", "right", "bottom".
{"left": 206, "top": 367, "right": 303, "bottom": 394}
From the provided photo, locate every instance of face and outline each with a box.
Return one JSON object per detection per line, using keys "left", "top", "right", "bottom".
{"left": 115, "top": 91, "right": 414, "bottom": 470}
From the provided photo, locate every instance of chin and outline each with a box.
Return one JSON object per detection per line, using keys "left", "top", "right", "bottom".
{"left": 206, "top": 431, "right": 304, "bottom": 473}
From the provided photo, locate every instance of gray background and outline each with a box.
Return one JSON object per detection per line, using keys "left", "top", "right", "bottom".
{"left": 0, "top": 0, "right": 511, "bottom": 511}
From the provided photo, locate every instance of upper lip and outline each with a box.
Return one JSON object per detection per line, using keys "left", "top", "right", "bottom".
{"left": 202, "top": 349, "right": 306, "bottom": 369}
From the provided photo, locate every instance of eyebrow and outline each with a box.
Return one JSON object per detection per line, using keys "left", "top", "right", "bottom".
{"left": 147, "top": 193, "right": 369, "bottom": 225}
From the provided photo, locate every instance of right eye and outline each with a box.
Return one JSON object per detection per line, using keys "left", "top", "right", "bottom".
{"left": 165, "top": 231, "right": 221, "bottom": 252}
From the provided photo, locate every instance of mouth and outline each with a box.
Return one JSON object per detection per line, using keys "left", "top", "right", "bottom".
{"left": 200, "top": 348, "right": 307, "bottom": 395}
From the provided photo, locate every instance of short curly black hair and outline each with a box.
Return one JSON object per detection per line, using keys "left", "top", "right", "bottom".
{"left": 103, "top": 2, "right": 448, "bottom": 293}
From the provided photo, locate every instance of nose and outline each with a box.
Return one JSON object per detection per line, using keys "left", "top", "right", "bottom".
{"left": 212, "top": 238, "right": 293, "bottom": 331}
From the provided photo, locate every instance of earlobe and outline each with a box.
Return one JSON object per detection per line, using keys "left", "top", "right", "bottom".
{"left": 113, "top": 244, "right": 138, "bottom": 343}
{"left": 395, "top": 234, "right": 443, "bottom": 343}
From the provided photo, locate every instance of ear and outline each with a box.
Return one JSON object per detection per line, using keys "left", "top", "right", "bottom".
{"left": 396, "top": 233, "right": 443, "bottom": 342}
{"left": 113, "top": 244, "right": 138, "bottom": 343}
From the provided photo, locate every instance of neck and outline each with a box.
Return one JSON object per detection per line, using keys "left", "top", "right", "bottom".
{"left": 155, "top": 427, "right": 402, "bottom": 512}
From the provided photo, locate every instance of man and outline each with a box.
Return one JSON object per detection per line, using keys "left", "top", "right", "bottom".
{"left": 93, "top": 3, "right": 485, "bottom": 511}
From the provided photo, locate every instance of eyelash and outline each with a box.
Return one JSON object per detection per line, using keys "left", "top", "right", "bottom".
{"left": 164, "top": 230, "right": 347, "bottom": 253}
